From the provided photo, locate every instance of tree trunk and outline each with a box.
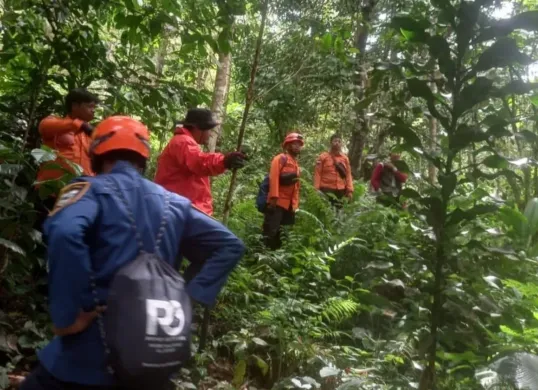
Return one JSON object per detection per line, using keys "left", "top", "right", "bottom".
{"left": 155, "top": 28, "right": 169, "bottom": 78}
{"left": 196, "top": 68, "right": 208, "bottom": 91}
{"left": 348, "top": 0, "right": 377, "bottom": 178}
{"left": 221, "top": 0, "right": 269, "bottom": 225}
{"left": 208, "top": 51, "right": 232, "bottom": 152}
{"left": 428, "top": 81, "right": 438, "bottom": 185}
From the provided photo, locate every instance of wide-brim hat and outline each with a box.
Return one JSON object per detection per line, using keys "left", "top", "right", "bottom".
{"left": 177, "top": 108, "right": 219, "bottom": 130}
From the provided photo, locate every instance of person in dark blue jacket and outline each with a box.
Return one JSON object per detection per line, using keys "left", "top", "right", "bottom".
{"left": 20, "top": 116, "right": 245, "bottom": 390}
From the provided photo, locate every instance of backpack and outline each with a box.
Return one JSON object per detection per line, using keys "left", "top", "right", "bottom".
{"left": 255, "top": 155, "right": 288, "bottom": 213}
{"left": 94, "top": 178, "right": 192, "bottom": 390}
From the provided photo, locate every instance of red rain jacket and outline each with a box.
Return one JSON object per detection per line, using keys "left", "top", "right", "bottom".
{"left": 154, "top": 127, "right": 226, "bottom": 215}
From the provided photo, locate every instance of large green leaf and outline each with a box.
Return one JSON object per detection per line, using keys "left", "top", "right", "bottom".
{"left": 476, "top": 11, "right": 538, "bottom": 42}
{"left": 523, "top": 198, "right": 538, "bottom": 239}
{"left": 499, "top": 205, "right": 527, "bottom": 238}
{"left": 449, "top": 124, "right": 488, "bottom": 152}
{"left": 494, "top": 81, "right": 538, "bottom": 97}
{"left": 475, "top": 37, "right": 533, "bottom": 72}
{"left": 486, "top": 353, "right": 538, "bottom": 390}
{"left": 515, "top": 130, "right": 538, "bottom": 144}
{"left": 428, "top": 35, "right": 455, "bottom": 85}
{"left": 0, "top": 238, "right": 25, "bottom": 256}
{"left": 232, "top": 359, "right": 247, "bottom": 387}
{"left": 407, "top": 78, "right": 434, "bottom": 101}
{"left": 391, "top": 16, "right": 430, "bottom": 43}
{"left": 406, "top": 78, "right": 449, "bottom": 126}
{"left": 401, "top": 188, "right": 421, "bottom": 199}
{"left": 486, "top": 123, "right": 512, "bottom": 138}
{"left": 388, "top": 124, "right": 423, "bottom": 148}
{"left": 455, "top": 77, "right": 494, "bottom": 117}
{"left": 462, "top": 168, "right": 522, "bottom": 184}
{"left": 447, "top": 204, "right": 498, "bottom": 226}
{"left": 482, "top": 154, "right": 509, "bottom": 169}
{"left": 393, "top": 159, "right": 411, "bottom": 173}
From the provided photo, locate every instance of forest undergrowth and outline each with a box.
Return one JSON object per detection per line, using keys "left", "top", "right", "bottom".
{"left": 2, "top": 139, "right": 538, "bottom": 390}
{"left": 3, "top": 0, "right": 538, "bottom": 388}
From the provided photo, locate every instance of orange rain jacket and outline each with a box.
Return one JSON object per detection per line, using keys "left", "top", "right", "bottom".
{"left": 36, "top": 115, "right": 94, "bottom": 184}
{"left": 314, "top": 152, "right": 353, "bottom": 194}
{"left": 154, "top": 127, "right": 226, "bottom": 216}
{"left": 268, "top": 152, "right": 301, "bottom": 211}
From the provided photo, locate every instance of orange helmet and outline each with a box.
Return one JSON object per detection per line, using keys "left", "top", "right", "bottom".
{"left": 282, "top": 132, "right": 304, "bottom": 147}
{"left": 90, "top": 116, "right": 150, "bottom": 159}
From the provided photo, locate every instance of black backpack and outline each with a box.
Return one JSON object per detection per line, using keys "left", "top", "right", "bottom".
{"left": 92, "top": 178, "right": 192, "bottom": 390}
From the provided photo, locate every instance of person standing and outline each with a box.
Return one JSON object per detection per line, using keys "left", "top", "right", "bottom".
{"left": 154, "top": 108, "right": 247, "bottom": 216}
{"left": 34, "top": 88, "right": 99, "bottom": 230}
{"left": 370, "top": 152, "right": 408, "bottom": 206}
{"left": 19, "top": 116, "right": 245, "bottom": 390}
{"left": 263, "top": 132, "right": 304, "bottom": 250}
{"left": 37, "top": 88, "right": 98, "bottom": 183}
{"left": 314, "top": 133, "right": 353, "bottom": 207}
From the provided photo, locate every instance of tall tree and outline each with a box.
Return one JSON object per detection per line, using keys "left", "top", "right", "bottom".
{"left": 348, "top": 0, "right": 378, "bottom": 177}
{"left": 208, "top": 52, "right": 232, "bottom": 152}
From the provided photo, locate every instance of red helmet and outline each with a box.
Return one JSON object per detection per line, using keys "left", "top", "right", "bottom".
{"left": 282, "top": 132, "right": 304, "bottom": 147}
{"left": 90, "top": 116, "right": 151, "bottom": 159}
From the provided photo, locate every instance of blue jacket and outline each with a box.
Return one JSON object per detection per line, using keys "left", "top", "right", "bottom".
{"left": 39, "top": 161, "right": 245, "bottom": 386}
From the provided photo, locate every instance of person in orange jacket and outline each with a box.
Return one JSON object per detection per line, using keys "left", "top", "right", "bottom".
{"left": 262, "top": 132, "right": 304, "bottom": 250}
{"left": 314, "top": 133, "right": 353, "bottom": 207}
{"left": 34, "top": 88, "right": 99, "bottom": 230}
{"left": 37, "top": 88, "right": 98, "bottom": 184}
{"left": 154, "top": 108, "right": 247, "bottom": 216}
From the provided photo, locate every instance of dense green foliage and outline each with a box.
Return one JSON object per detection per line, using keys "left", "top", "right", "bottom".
{"left": 2, "top": 0, "right": 538, "bottom": 389}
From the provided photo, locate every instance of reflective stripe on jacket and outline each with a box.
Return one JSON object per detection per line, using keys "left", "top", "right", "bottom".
{"left": 154, "top": 127, "right": 226, "bottom": 215}
{"left": 314, "top": 152, "right": 353, "bottom": 193}
{"left": 36, "top": 115, "right": 94, "bottom": 184}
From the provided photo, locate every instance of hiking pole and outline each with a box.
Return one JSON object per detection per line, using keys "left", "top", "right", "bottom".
{"left": 198, "top": 0, "right": 269, "bottom": 353}
{"left": 221, "top": 0, "right": 268, "bottom": 225}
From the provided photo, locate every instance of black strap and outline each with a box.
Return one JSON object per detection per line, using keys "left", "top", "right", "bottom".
{"left": 329, "top": 154, "right": 347, "bottom": 180}
{"left": 106, "top": 177, "right": 170, "bottom": 254}
{"left": 88, "top": 176, "right": 171, "bottom": 376}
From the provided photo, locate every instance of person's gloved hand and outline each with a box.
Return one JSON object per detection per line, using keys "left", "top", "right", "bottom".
{"left": 81, "top": 122, "right": 94, "bottom": 136}
{"left": 224, "top": 151, "right": 247, "bottom": 169}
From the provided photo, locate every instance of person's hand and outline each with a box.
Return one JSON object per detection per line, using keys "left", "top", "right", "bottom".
{"left": 268, "top": 197, "right": 278, "bottom": 209}
{"left": 80, "top": 122, "right": 94, "bottom": 136}
{"left": 224, "top": 152, "right": 247, "bottom": 169}
{"left": 53, "top": 306, "right": 106, "bottom": 336}
{"left": 346, "top": 192, "right": 353, "bottom": 200}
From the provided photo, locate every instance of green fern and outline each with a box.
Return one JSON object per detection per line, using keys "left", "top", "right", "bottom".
{"left": 321, "top": 297, "right": 360, "bottom": 324}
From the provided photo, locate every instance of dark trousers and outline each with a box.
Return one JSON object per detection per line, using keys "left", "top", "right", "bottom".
{"left": 20, "top": 365, "right": 119, "bottom": 390}
{"left": 262, "top": 206, "right": 295, "bottom": 250}
{"left": 20, "top": 364, "right": 172, "bottom": 390}
{"left": 320, "top": 188, "right": 346, "bottom": 208}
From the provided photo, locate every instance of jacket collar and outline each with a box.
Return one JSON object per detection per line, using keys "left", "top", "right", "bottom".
{"left": 174, "top": 127, "right": 193, "bottom": 138}
{"left": 109, "top": 160, "right": 142, "bottom": 175}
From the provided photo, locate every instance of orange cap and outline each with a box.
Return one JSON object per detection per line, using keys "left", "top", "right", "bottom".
{"left": 90, "top": 116, "right": 150, "bottom": 159}
{"left": 282, "top": 132, "right": 304, "bottom": 147}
